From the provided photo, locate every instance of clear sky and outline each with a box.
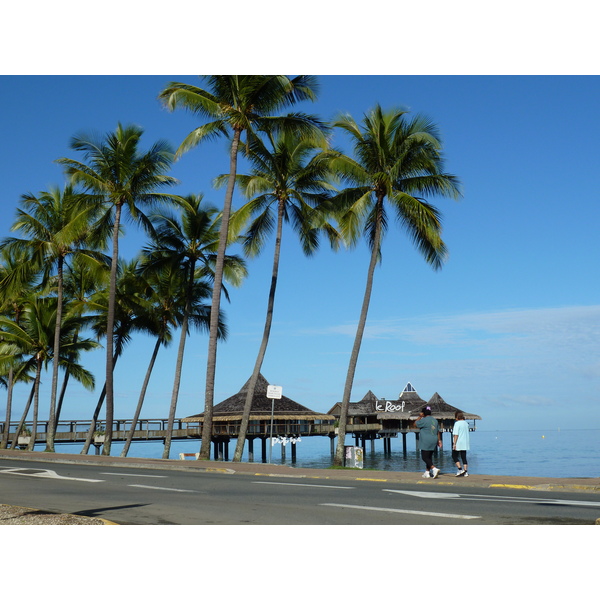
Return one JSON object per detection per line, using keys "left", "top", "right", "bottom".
{"left": 2, "top": 73, "right": 598, "bottom": 433}
{"left": 2, "top": 3, "right": 599, "bottom": 434}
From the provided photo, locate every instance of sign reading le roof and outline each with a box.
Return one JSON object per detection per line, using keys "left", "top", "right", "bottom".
{"left": 267, "top": 385, "right": 283, "bottom": 399}
{"left": 375, "top": 399, "right": 406, "bottom": 413}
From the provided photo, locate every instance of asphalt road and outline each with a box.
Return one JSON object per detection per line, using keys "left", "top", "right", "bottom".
{"left": 1, "top": 456, "right": 599, "bottom": 525}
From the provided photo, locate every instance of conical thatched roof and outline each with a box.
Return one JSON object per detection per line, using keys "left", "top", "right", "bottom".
{"left": 426, "top": 392, "right": 481, "bottom": 421}
{"left": 397, "top": 382, "right": 426, "bottom": 412}
{"left": 327, "top": 390, "right": 379, "bottom": 416}
{"left": 183, "top": 373, "right": 335, "bottom": 422}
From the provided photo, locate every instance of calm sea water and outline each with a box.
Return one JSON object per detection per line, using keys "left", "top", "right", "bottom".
{"left": 53, "top": 428, "right": 599, "bottom": 479}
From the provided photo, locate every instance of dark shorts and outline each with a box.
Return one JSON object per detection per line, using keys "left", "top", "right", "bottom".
{"left": 452, "top": 449, "right": 468, "bottom": 464}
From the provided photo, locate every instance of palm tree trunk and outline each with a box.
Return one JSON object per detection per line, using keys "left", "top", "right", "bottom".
{"left": 233, "top": 198, "right": 284, "bottom": 462}
{"left": 334, "top": 201, "right": 384, "bottom": 467}
{"left": 1, "top": 368, "right": 15, "bottom": 449}
{"left": 54, "top": 331, "right": 78, "bottom": 427}
{"left": 81, "top": 353, "right": 119, "bottom": 455}
{"left": 121, "top": 338, "right": 161, "bottom": 457}
{"left": 11, "top": 384, "right": 35, "bottom": 449}
{"left": 54, "top": 370, "right": 70, "bottom": 426}
{"left": 46, "top": 256, "right": 64, "bottom": 452}
{"left": 162, "top": 318, "right": 187, "bottom": 459}
{"left": 80, "top": 383, "right": 106, "bottom": 455}
{"left": 3, "top": 308, "right": 23, "bottom": 449}
{"left": 199, "top": 128, "right": 242, "bottom": 460}
{"left": 163, "top": 262, "right": 194, "bottom": 459}
{"left": 27, "top": 358, "right": 42, "bottom": 451}
{"left": 103, "top": 204, "right": 122, "bottom": 456}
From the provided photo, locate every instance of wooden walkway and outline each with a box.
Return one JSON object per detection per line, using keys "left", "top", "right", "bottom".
{"left": 0, "top": 418, "right": 351, "bottom": 447}
{"left": 0, "top": 419, "right": 202, "bottom": 446}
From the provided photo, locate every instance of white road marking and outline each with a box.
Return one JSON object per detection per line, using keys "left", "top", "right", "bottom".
{"left": 129, "top": 484, "right": 198, "bottom": 493}
{"left": 385, "top": 489, "right": 600, "bottom": 507}
{"left": 100, "top": 472, "right": 167, "bottom": 478}
{"left": 0, "top": 467, "right": 103, "bottom": 483}
{"left": 254, "top": 481, "right": 355, "bottom": 490}
{"left": 384, "top": 490, "right": 461, "bottom": 499}
{"left": 321, "top": 503, "right": 480, "bottom": 520}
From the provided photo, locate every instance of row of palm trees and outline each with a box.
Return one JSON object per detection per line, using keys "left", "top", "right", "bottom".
{"left": 0, "top": 75, "right": 461, "bottom": 465}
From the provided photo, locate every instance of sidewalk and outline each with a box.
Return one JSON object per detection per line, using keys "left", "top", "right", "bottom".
{"left": 2, "top": 448, "right": 599, "bottom": 493}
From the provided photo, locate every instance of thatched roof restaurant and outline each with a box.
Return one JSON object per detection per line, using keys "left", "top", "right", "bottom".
{"left": 328, "top": 382, "right": 481, "bottom": 426}
{"left": 182, "top": 373, "right": 335, "bottom": 461}
{"left": 327, "top": 382, "right": 482, "bottom": 453}
{"left": 182, "top": 373, "right": 334, "bottom": 432}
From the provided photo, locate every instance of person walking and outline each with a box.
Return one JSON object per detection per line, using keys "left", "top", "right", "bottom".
{"left": 415, "top": 406, "right": 442, "bottom": 478}
{"left": 452, "top": 411, "right": 470, "bottom": 476}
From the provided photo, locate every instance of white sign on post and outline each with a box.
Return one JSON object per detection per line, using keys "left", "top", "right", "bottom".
{"left": 267, "top": 385, "right": 282, "bottom": 464}
{"left": 267, "top": 385, "right": 282, "bottom": 399}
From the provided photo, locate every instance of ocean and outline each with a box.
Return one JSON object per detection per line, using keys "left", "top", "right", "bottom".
{"left": 52, "top": 428, "right": 599, "bottom": 479}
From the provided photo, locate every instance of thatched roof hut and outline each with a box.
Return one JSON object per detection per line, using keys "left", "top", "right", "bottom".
{"left": 423, "top": 392, "right": 481, "bottom": 421}
{"left": 327, "top": 390, "right": 380, "bottom": 419}
{"left": 182, "top": 373, "right": 334, "bottom": 423}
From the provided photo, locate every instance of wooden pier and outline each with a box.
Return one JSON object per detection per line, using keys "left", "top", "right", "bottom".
{"left": 0, "top": 418, "right": 338, "bottom": 460}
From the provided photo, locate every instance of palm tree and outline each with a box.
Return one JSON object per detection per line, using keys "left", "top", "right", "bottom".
{"left": 0, "top": 296, "right": 98, "bottom": 451}
{"left": 324, "top": 105, "right": 462, "bottom": 466}
{"left": 0, "top": 348, "right": 34, "bottom": 449}
{"left": 0, "top": 246, "right": 36, "bottom": 449}
{"left": 1, "top": 185, "right": 102, "bottom": 451}
{"left": 141, "top": 194, "right": 245, "bottom": 458}
{"left": 158, "top": 76, "right": 322, "bottom": 459}
{"left": 56, "top": 123, "right": 178, "bottom": 455}
{"left": 226, "top": 129, "right": 339, "bottom": 462}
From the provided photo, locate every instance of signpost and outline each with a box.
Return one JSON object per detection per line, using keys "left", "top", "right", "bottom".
{"left": 266, "top": 385, "right": 282, "bottom": 463}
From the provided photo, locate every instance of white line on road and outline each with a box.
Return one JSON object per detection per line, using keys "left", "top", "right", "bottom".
{"left": 254, "top": 481, "right": 355, "bottom": 490}
{"left": 384, "top": 490, "right": 461, "bottom": 499}
{"left": 384, "top": 489, "right": 600, "bottom": 507}
{"left": 128, "top": 484, "right": 199, "bottom": 493}
{"left": 321, "top": 503, "right": 481, "bottom": 520}
{"left": 100, "top": 472, "right": 167, "bottom": 478}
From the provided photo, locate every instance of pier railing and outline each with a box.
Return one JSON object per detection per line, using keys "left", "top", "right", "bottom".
{"left": 0, "top": 418, "right": 341, "bottom": 445}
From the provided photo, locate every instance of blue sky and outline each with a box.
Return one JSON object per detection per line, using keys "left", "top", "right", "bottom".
{"left": 1, "top": 74, "right": 598, "bottom": 432}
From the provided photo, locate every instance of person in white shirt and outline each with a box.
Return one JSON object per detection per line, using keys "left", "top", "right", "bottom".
{"left": 452, "top": 411, "right": 470, "bottom": 477}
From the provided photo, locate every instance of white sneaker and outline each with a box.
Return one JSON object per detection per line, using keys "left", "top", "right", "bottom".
{"left": 431, "top": 467, "right": 440, "bottom": 479}
{"left": 463, "top": 471, "right": 469, "bottom": 477}
{"left": 455, "top": 469, "right": 464, "bottom": 477}
{"left": 422, "top": 471, "right": 431, "bottom": 478}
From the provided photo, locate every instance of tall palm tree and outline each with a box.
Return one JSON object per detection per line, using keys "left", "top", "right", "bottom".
{"left": 57, "top": 123, "right": 178, "bottom": 455}
{"left": 324, "top": 106, "right": 462, "bottom": 466}
{"left": 1, "top": 185, "right": 102, "bottom": 451}
{"left": 226, "top": 129, "right": 339, "bottom": 462}
{"left": 158, "top": 76, "right": 321, "bottom": 459}
{"left": 141, "top": 194, "right": 245, "bottom": 458}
